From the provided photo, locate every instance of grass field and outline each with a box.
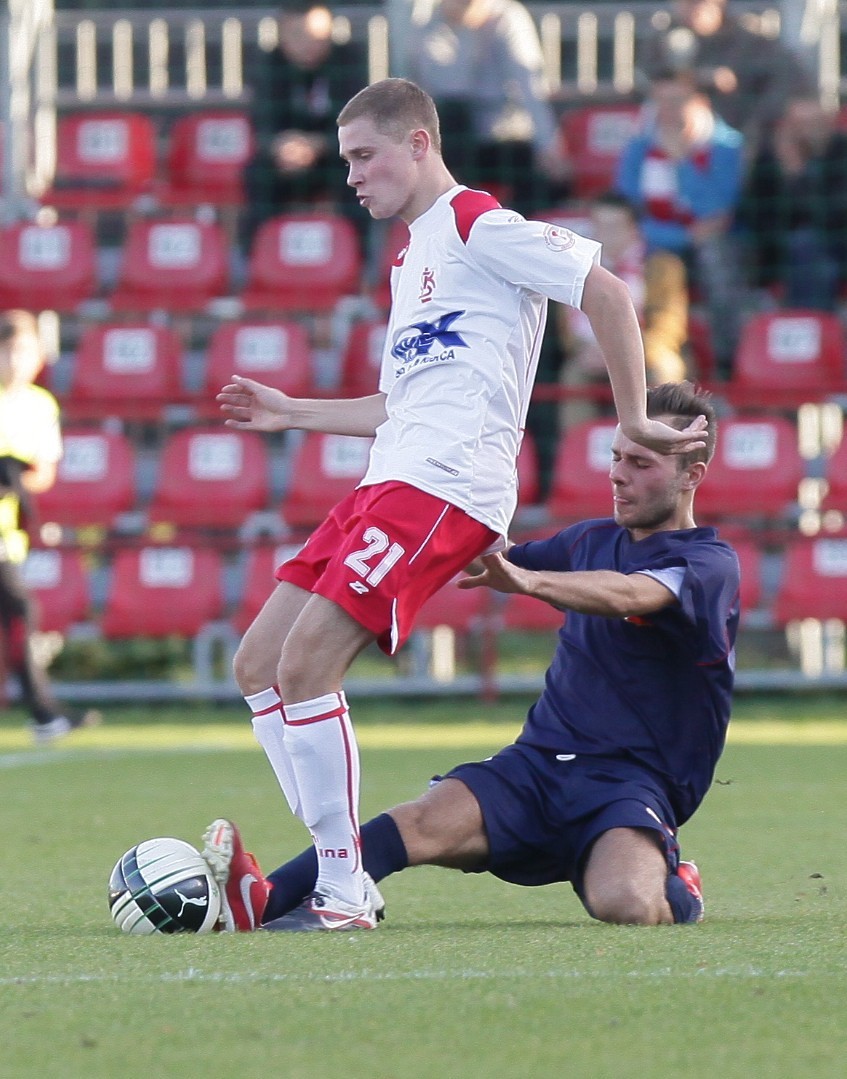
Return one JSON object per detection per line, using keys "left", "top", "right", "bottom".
{"left": 1, "top": 695, "right": 845, "bottom": 1079}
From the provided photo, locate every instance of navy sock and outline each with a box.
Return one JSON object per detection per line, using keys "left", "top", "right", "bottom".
{"left": 263, "top": 813, "right": 409, "bottom": 922}
{"left": 666, "top": 872, "right": 701, "bottom": 924}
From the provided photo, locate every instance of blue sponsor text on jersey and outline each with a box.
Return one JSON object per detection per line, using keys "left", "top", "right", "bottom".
{"left": 390, "top": 310, "right": 468, "bottom": 374}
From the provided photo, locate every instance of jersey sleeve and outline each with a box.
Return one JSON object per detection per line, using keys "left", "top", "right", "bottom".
{"left": 508, "top": 528, "right": 576, "bottom": 572}
{"left": 463, "top": 210, "right": 601, "bottom": 308}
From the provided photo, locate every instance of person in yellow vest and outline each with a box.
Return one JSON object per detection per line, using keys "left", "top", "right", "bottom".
{"left": 0, "top": 310, "right": 100, "bottom": 743}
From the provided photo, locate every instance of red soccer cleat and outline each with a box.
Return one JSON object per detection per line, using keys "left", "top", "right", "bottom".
{"left": 201, "top": 818, "right": 270, "bottom": 931}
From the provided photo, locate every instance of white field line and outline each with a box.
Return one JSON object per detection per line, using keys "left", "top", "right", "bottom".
{"left": 0, "top": 966, "right": 819, "bottom": 989}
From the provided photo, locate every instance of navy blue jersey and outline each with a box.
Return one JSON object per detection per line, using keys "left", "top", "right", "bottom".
{"left": 509, "top": 518, "right": 740, "bottom": 824}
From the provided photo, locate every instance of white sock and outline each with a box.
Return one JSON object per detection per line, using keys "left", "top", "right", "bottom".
{"left": 246, "top": 687, "right": 302, "bottom": 818}
{"left": 282, "top": 691, "right": 364, "bottom": 908}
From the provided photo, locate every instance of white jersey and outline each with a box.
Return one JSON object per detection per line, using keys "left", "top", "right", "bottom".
{"left": 360, "top": 185, "right": 601, "bottom": 538}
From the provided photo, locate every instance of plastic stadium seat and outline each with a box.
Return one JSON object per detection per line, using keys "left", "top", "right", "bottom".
{"left": 65, "top": 322, "right": 184, "bottom": 417}
{"left": 231, "top": 541, "right": 304, "bottom": 635}
{"left": 21, "top": 548, "right": 90, "bottom": 633}
{"left": 337, "top": 319, "right": 386, "bottom": 397}
{"left": 147, "top": 426, "right": 270, "bottom": 531}
{"left": 41, "top": 111, "right": 157, "bottom": 211}
{"left": 559, "top": 104, "right": 642, "bottom": 198}
{"left": 517, "top": 432, "right": 541, "bottom": 507}
{"left": 110, "top": 218, "right": 229, "bottom": 313}
{"left": 730, "top": 535, "right": 763, "bottom": 616}
{"left": 731, "top": 310, "right": 847, "bottom": 400}
{"left": 101, "top": 546, "right": 224, "bottom": 638}
{"left": 371, "top": 218, "right": 409, "bottom": 310}
{"left": 500, "top": 591, "right": 564, "bottom": 634}
{"left": 695, "top": 416, "right": 804, "bottom": 523}
{"left": 204, "top": 319, "right": 314, "bottom": 399}
{"left": 415, "top": 575, "right": 488, "bottom": 631}
{"left": 548, "top": 419, "right": 618, "bottom": 521}
{"left": 158, "top": 111, "right": 254, "bottom": 208}
{"left": 281, "top": 432, "right": 372, "bottom": 530}
{"left": 773, "top": 536, "right": 847, "bottom": 624}
{"left": 0, "top": 221, "right": 97, "bottom": 311}
{"left": 35, "top": 429, "right": 136, "bottom": 529}
{"left": 242, "top": 212, "right": 362, "bottom": 313}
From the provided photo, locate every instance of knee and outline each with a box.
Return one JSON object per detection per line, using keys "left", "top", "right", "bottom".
{"left": 585, "top": 881, "right": 668, "bottom": 926}
{"left": 232, "top": 640, "right": 274, "bottom": 697}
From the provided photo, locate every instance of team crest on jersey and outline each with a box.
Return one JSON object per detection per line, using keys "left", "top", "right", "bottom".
{"left": 390, "top": 310, "right": 467, "bottom": 373}
{"left": 543, "top": 224, "right": 576, "bottom": 252}
{"left": 419, "top": 267, "right": 436, "bottom": 302}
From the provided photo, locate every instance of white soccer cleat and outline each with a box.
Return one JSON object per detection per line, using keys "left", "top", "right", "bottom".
{"left": 262, "top": 874, "right": 385, "bottom": 932}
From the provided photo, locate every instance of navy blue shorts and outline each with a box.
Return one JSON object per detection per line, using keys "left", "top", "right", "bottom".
{"left": 445, "top": 743, "right": 680, "bottom": 893}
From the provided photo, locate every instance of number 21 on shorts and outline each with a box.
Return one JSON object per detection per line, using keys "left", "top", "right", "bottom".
{"left": 344, "top": 526, "right": 405, "bottom": 589}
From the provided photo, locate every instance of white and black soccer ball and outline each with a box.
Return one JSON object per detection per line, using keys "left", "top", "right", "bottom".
{"left": 108, "top": 837, "right": 221, "bottom": 935}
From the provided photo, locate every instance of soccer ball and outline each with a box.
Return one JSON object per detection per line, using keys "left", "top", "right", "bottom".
{"left": 108, "top": 837, "right": 221, "bottom": 935}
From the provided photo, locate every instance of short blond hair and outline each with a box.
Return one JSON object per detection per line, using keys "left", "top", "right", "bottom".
{"left": 337, "top": 78, "right": 442, "bottom": 154}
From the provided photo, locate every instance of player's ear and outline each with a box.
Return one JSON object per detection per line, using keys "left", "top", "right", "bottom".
{"left": 682, "top": 460, "right": 707, "bottom": 491}
{"left": 409, "top": 128, "right": 429, "bottom": 159}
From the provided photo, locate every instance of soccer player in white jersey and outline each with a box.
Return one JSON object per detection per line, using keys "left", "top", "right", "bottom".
{"left": 205, "top": 78, "right": 708, "bottom": 932}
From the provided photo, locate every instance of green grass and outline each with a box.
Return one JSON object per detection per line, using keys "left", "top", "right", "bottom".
{"left": 1, "top": 697, "right": 846, "bottom": 1078}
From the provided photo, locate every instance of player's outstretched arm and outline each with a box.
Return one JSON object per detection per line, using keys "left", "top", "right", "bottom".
{"left": 218, "top": 375, "right": 388, "bottom": 436}
{"left": 581, "top": 265, "right": 707, "bottom": 456}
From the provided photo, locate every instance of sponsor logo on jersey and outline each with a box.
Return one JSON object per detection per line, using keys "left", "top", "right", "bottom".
{"left": 543, "top": 224, "right": 576, "bottom": 252}
{"left": 419, "top": 266, "right": 436, "bottom": 302}
{"left": 390, "top": 310, "right": 467, "bottom": 375}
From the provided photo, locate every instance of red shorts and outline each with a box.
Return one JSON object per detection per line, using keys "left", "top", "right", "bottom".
{"left": 275, "top": 481, "right": 497, "bottom": 654}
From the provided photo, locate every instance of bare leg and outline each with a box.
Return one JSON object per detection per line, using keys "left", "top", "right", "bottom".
{"left": 581, "top": 827, "right": 673, "bottom": 925}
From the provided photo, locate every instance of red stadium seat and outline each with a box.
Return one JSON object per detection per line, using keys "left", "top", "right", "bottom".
{"left": 371, "top": 218, "right": 409, "bottom": 310}
{"left": 517, "top": 432, "right": 541, "bottom": 507}
{"left": 21, "top": 548, "right": 90, "bottom": 633}
{"left": 821, "top": 432, "right": 847, "bottom": 514}
{"left": 548, "top": 419, "right": 617, "bottom": 521}
{"left": 158, "top": 111, "right": 254, "bottom": 208}
{"left": 730, "top": 310, "right": 847, "bottom": 402}
{"left": 415, "top": 575, "right": 488, "bottom": 631}
{"left": 204, "top": 319, "right": 314, "bottom": 399}
{"left": 500, "top": 591, "right": 564, "bottom": 633}
{"left": 337, "top": 319, "right": 386, "bottom": 397}
{"left": 559, "top": 105, "right": 642, "bottom": 198}
{"left": 35, "top": 429, "right": 136, "bottom": 530}
{"left": 231, "top": 541, "right": 304, "bottom": 635}
{"left": 695, "top": 416, "right": 804, "bottom": 523}
{"left": 241, "top": 212, "right": 362, "bottom": 313}
{"left": 281, "top": 432, "right": 372, "bottom": 530}
{"left": 41, "top": 111, "right": 156, "bottom": 211}
{"left": 0, "top": 221, "right": 97, "bottom": 311}
{"left": 101, "top": 546, "right": 224, "bottom": 637}
{"left": 110, "top": 218, "right": 229, "bottom": 313}
{"left": 730, "top": 535, "right": 763, "bottom": 615}
{"left": 65, "top": 322, "right": 184, "bottom": 418}
{"left": 147, "top": 426, "right": 270, "bottom": 531}
{"left": 773, "top": 535, "right": 847, "bottom": 624}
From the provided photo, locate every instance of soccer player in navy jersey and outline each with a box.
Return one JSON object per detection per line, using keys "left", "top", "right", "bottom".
{"left": 210, "top": 381, "right": 736, "bottom": 929}
{"left": 206, "top": 79, "right": 710, "bottom": 932}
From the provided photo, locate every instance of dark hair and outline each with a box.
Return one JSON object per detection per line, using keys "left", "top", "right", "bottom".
{"left": 0, "top": 309, "right": 39, "bottom": 346}
{"left": 592, "top": 191, "right": 639, "bottom": 221}
{"left": 337, "top": 78, "right": 442, "bottom": 155}
{"left": 646, "top": 381, "right": 716, "bottom": 465}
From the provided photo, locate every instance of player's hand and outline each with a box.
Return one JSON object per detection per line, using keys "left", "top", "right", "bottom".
{"left": 217, "top": 375, "right": 294, "bottom": 432}
{"left": 621, "top": 415, "right": 708, "bottom": 456}
{"left": 457, "top": 553, "right": 533, "bottom": 595}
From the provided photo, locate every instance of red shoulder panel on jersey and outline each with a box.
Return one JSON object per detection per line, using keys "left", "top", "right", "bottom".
{"left": 450, "top": 189, "right": 501, "bottom": 245}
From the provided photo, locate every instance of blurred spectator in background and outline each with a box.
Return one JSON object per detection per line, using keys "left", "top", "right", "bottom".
{"left": 241, "top": 1, "right": 368, "bottom": 250}
{"left": 739, "top": 94, "right": 847, "bottom": 312}
{"left": 639, "top": 0, "right": 814, "bottom": 157}
{"left": 0, "top": 311, "right": 99, "bottom": 744}
{"left": 615, "top": 69, "right": 745, "bottom": 378}
{"left": 405, "top": 0, "right": 570, "bottom": 216}
{"left": 559, "top": 192, "right": 689, "bottom": 429}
